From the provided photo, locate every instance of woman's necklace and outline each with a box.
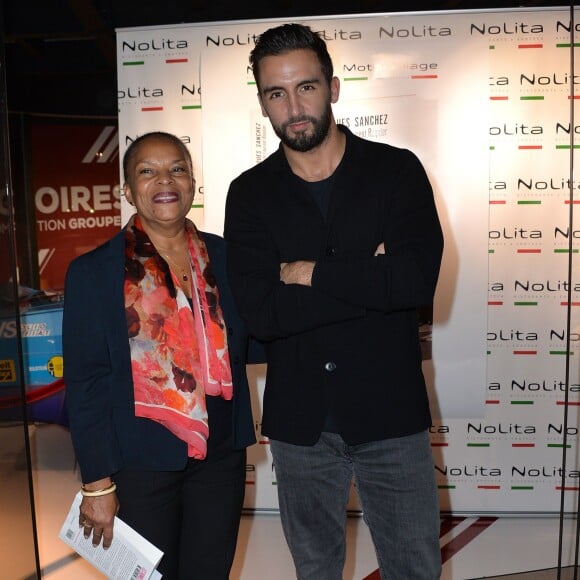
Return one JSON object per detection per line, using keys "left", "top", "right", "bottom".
{"left": 160, "top": 252, "right": 190, "bottom": 282}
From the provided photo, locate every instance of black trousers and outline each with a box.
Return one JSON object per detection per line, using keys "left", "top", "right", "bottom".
{"left": 115, "top": 437, "right": 246, "bottom": 580}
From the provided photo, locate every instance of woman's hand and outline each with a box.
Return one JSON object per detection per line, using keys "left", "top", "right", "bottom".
{"left": 79, "top": 478, "right": 120, "bottom": 549}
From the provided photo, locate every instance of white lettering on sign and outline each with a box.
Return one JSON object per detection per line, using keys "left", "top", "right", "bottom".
{"left": 35, "top": 185, "right": 121, "bottom": 214}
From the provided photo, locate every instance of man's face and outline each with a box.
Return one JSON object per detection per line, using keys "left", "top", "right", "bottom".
{"left": 257, "top": 48, "right": 339, "bottom": 152}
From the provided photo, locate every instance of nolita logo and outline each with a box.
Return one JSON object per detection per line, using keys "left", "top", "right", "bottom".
{"left": 470, "top": 21, "right": 544, "bottom": 36}
{"left": 511, "top": 465, "right": 580, "bottom": 479}
{"left": 435, "top": 464, "right": 502, "bottom": 477}
{"left": 378, "top": 24, "right": 451, "bottom": 39}
{"left": 517, "top": 177, "right": 577, "bottom": 193}
{"left": 429, "top": 425, "right": 450, "bottom": 434}
{"left": 513, "top": 278, "right": 580, "bottom": 293}
{"left": 487, "top": 329, "right": 538, "bottom": 341}
{"left": 121, "top": 38, "right": 188, "bottom": 55}
{"left": 549, "top": 329, "right": 580, "bottom": 342}
{"left": 118, "top": 87, "right": 165, "bottom": 112}
{"left": 547, "top": 423, "right": 579, "bottom": 437}
{"left": 467, "top": 422, "right": 536, "bottom": 435}
{"left": 117, "top": 86, "right": 164, "bottom": 101}
{"left": 489, "top": 123, "right": 543, "bottom": 137}
{"left": 488, "top": 227, "right": 542, "bottom": 240}
{"left": 511, "top": 379, "right": 575, "bottom": 393}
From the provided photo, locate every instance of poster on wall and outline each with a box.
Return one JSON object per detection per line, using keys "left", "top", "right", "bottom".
{"left": 453, "top": 7, "right": 580, "bottom": 513}
{"left": 199, "top": 12, "right": 491, "bottom": 512}
{"left": 116, "top": 26, "right": 205, "bottom": 226}
{"left": 199, "top": 13, "right": 490, "bottom": 423}
{"left": 117, "top": 6, "right": 580, "bottom": 514}
{"left": 31, "top": 123, "right": 121, "bottom": 290}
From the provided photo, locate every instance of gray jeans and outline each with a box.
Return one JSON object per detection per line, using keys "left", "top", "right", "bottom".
{"left": 269, "top": 430, "right": 441, "bottom": 580}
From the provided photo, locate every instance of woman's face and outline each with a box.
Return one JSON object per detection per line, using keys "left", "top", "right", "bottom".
{"left": 123, "top": 137, "right": 195, "bottom": 230}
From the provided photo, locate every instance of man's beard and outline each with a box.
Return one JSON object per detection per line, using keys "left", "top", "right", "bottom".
{"left": 273, "top": 102, "right": 332, "bottom": 152}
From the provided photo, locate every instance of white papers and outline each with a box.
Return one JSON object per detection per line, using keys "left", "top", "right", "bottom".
{"left": 59, "top": 492, "right": 163, "bottom": 579}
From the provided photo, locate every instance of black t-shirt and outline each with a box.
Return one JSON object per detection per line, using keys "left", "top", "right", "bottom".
{"left": 296, "top": 172, "right": 336, "bottom": 221}
{"left": 295, "top": 175, "right": 340, "bottom": 433}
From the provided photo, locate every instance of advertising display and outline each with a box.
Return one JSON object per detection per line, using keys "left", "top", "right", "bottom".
{"left": 31, "top": 123, "right": 121, "bottom": 290}
{"left": 0, "top": 298, "right": 66, "bottom": 425}
{"left": 116, "top": 31, "right": 205, "bottom": 227}
{"left": 116, "top": 6, "right": 578, "bottom": 514}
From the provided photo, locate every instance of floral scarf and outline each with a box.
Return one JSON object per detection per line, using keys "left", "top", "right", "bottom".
{"left": 124, "top": 214, "right": 233, "bottom": 459}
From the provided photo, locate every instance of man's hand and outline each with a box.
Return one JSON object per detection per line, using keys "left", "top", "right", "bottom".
{"left": 280, "top": 261, "right": 315, "bottom": 286}
{"left": 279, "top": 245, "right": 382, "bottom": 287}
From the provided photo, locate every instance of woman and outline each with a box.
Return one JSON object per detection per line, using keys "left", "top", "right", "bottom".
{"left": 63, "top": 131, "right": 257, "bottom": 579}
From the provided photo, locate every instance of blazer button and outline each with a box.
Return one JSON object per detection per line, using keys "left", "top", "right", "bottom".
{"left": 324, "top": 361, "right": 337, "bottom": 372}
{"left": 325, "top": 246, "right": 336, "bottom": 256}
{"left": 228, "top": 327, "right": 234, "bottom": 336}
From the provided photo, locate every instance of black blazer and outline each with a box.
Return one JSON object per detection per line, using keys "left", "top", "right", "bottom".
{"left": 225, "top": 126, "right": 443, "bottom": 446}
{"left": 63, "top": 228, "right": 256, "bottom": 483}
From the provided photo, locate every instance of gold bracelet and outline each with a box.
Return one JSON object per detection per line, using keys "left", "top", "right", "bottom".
{"left": 80, "top": 482, "right": 117, "bottom": 497}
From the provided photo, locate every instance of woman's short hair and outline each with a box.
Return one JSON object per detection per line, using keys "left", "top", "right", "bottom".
{"left": 122, "top": 131, "right": 192, "bottom": 182}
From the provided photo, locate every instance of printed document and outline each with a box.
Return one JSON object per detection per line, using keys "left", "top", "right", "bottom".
{"left": 59, "top": 492, "right": 163, "bottom": 579}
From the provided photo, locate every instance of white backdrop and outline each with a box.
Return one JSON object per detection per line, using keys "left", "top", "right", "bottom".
{"left": 117, "top": 6, "right": 579, "bottom": 514}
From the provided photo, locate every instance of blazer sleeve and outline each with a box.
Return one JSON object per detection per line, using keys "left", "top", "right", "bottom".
{"left": 63, "top": 254, "right": 124, "bottom": 483}
{"left": 225, "top": 177, "right": 365, "bottom": 342}
{"left": 312, "top": 148, "right": 444, "bottom": 312}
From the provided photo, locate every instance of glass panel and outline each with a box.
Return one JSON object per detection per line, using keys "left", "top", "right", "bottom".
{"left": 0, "top": 15, "right": 41, "bottom": 580}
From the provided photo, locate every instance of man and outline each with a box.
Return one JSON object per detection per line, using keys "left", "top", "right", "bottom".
{"left": 224, "top": 23, "right": 443, "bottom": 580}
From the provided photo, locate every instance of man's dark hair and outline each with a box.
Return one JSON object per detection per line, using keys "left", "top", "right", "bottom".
{"left": 250, "top": 23, "right": 334, "bottom": 88}
{"left": 122, "top": 131, "right": 192, "bottom": 182}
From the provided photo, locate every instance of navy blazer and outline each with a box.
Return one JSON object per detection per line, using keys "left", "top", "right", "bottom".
{"left": 225, "top": 126, "right": 443, "bottom": 446}
{"left": 63, "top": 227, "right": 256, "bottom": 483}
